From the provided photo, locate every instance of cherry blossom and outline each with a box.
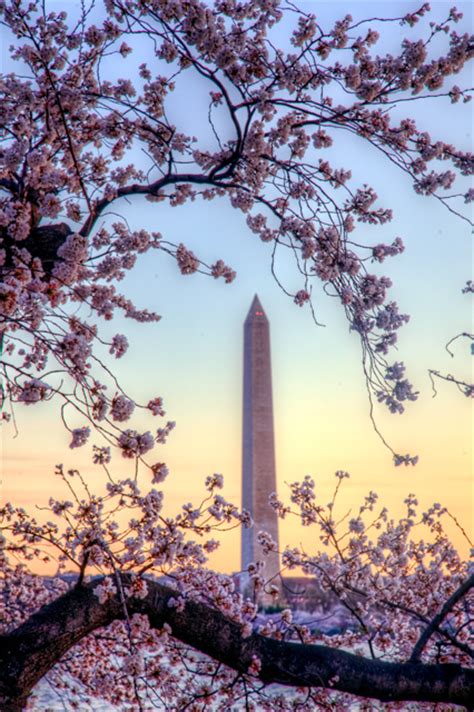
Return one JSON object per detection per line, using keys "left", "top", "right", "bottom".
{"left": 0, "top": 0, "right": 473, "bottom": 709}
{"left": 1, "top": 469, "right": 471, "bottom": 709}
{"left": 0, "top": 0, "right": 471, "bottom": 464}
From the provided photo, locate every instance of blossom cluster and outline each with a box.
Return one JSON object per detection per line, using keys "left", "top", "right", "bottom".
{"left": 2, "top": 467, "right": 471, "bottom": 710}
{"left": 0, "top": 1, "right": 473, "bottom": 708}
{"left": 0, "top": 0, "right": 471, "bottom": 461}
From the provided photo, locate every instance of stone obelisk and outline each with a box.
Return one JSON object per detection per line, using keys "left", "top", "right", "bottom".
{"left": 241, "top": 295, "right": 280, "bottom": 590}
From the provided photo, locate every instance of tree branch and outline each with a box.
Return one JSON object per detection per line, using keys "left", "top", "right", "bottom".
{"left": 79, "top": 172, "right": 226, "bottom": 237}
{"left": 410, "top": 572, "right": 474, "bottom": 663}
{"left": 1, "top": 575, "right": 473, "bottom": 711}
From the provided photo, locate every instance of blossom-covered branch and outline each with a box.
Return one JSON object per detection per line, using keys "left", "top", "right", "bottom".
{"left": 1, "top": 468, "right": 472, "bottom": 709}
{"left": 1, "top": 574, "right": 473, "bottom": 710}
{"left": 410, "top": 572, "right": 474, "bottom": 663}
{"left": 0, "top": 0, "right": 472, "bottom": 462}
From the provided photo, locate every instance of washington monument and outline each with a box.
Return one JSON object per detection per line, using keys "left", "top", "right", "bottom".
{"left": 241, "top": 295, "right": 280, "bottom": 588}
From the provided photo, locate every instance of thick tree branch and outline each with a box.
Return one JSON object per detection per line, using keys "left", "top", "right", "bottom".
{"left": 1, "top": 575, "right": 473, "bottom": 711}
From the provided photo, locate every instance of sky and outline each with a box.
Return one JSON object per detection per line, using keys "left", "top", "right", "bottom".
{"left": 1, "top": 0, "right": 472, "bottom": 574}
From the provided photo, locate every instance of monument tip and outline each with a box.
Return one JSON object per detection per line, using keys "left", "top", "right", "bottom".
{"left": 246, "top": 294, "right": 266, "bottom": 321}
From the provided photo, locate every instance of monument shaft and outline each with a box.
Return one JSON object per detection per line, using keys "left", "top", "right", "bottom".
{"left": 241, "top": 296, "right": 280, "bottom": 585}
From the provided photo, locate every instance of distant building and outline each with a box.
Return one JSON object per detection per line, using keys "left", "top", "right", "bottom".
{"left": 241, "top": 295, "right": 281, "bottom": 598}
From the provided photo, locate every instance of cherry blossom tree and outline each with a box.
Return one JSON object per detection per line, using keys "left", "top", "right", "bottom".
{"left": 0, "top": 0, "right": 473, "bottom": 709}
{"left": 1, "top": 469, "right": 473, "bottom": 709}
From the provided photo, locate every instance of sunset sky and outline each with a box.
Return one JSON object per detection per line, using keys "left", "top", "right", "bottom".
{"left": 1, "top": 0, "right": 472, "bottom": 572}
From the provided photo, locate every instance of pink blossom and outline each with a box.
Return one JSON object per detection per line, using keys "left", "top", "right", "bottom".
{"left": 109, "top": 334, "right": 129, "bottom": 358}
{"left": 118, "top": 429, "right": 154, "bottom": 457}
{"left": 110, "top": 394, "right": 135, "bottom": 422}
{"left": 150, "top": 462, "right": 169, "bottom": 483}
{"left": 211, "top": 259, "right": 236, "bottom": 283}
{"left": 176, "top": 244, "right": 199, "bottom": 275}
{"left": 93, "top": 578, "right": 117, "bottom": 604}
{"left": 147, "top": 397, "right": 165, "bottom": 416}
{"left": 18, "top": 379, "right": 51, "bottom": 404}
{"left": 92, "top": 446, "right": 111, "bottom": 465}
{"left": 69, "top": 427, "right": 91, "bottom": 449}
{"left": 247, "top": 655, "right": 262, "bottom": 676}
{"left": 294, "top": 289, "right": 310, "bottom": 307}
{"left": 205, "top": 473, "right": 224, "bottom": 490}
{"left": 156, "top": 421, "right": 176, "bottom": 444}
